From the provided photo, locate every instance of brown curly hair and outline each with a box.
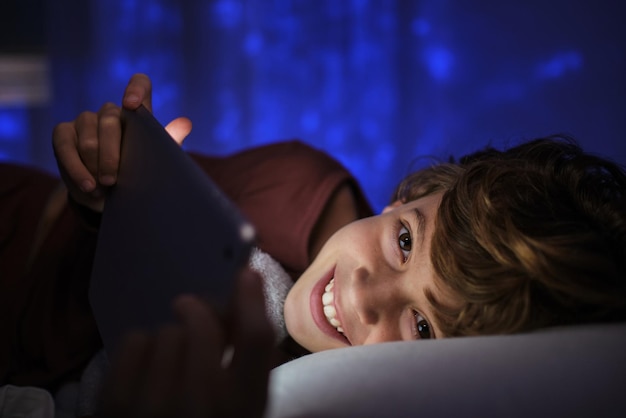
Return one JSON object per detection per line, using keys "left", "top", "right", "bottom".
{"left": 394, "top": 136, "right": 626, "bottom": 337}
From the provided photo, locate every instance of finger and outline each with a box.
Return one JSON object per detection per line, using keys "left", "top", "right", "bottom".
{"left": 99, "top": 332, "right": 153, "bottom": 418}
{"left": 97, "top": 103, "right": 122, "bottom": 186}
{"left": 173, "top": 295, "right": 225, "bottom": 417}
{"left": 122, "top": 73, "right": 152, "bottom": 111}
{"left": 74, "top": 111, "right": 100, "bottom": 180}
{"left": 164, "top": 117, "right": 193, "bottom": 146}
{"left": 229, "top": 270, "right": 275, "bottom": 416}
{"left": 138, "top": 324, "right": 185, "bottom": 417}
{"left": 52, "top": 121, "right": 96, "bottom": 194}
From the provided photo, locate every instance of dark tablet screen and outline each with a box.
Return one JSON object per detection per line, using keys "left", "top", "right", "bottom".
{"left": 89, "top": 105, "right": 254, "bottom": 355}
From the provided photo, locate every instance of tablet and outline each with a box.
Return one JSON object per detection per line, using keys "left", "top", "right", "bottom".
{"left": 89, "top": 105, "right": 255, "bottom": 356}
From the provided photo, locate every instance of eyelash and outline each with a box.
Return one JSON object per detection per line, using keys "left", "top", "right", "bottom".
{"left": 396, "top": 221, "right": 412, "bottom": 262}
{"left": 412, "top": 311, "right": 433, "bottom": 340}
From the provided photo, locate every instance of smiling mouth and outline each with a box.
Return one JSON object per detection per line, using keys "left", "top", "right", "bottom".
{"left": 322, "top": 278, "right": 345, "bottom": 334}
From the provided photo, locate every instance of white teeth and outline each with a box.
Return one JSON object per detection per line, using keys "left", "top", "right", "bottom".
{"left": 322, "top": 278, "right": 344, "bottom": 334}
{"left": 322, "top": 291, "right": 333, "bottom": 305}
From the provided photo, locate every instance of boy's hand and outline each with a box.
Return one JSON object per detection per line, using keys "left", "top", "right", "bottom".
{"left": 52, "top": 73, "right": 192, "bottom": 212}
{"left": 98, "top": 269, "right": 275, "bottom": 418}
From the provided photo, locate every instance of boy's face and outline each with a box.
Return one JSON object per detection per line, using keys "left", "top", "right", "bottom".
{"left": 284, "top": 192, "right": 453, "bottom": 352}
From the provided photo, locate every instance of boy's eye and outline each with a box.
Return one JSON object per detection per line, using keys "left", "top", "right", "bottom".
{"left": 398, "top": 224, "right": 412, "bottom": 260}
{"left": 413, "top": 312, "right": 432, "bottom": 339}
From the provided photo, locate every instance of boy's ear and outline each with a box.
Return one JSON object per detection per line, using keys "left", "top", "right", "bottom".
{"left": 382, "top": 200, "right": 403, "bottom": 214}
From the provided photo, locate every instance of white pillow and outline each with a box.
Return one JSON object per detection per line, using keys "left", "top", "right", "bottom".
{"left": 266, "top": 323, "right": 626, "bottom": 417}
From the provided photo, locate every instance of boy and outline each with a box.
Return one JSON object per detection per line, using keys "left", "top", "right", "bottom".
{"left": 3, "top": 73, "right": 625, "bottom": 416}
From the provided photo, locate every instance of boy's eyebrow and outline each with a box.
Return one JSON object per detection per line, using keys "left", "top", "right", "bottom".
{"left": 413, "top": 208, "right": 426, "bottom": 245}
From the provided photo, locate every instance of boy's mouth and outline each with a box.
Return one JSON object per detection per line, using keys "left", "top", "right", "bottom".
{"left": 322, "top": 278, "right": 344, "bottom": 334}
{"left": 310, "top": 267, "right": 350, "bottom": 345}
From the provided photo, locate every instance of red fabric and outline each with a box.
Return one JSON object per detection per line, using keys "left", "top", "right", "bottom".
{"left": 190, "top": 141, "right": 372, "bottom": 278}
{"left": 0, "top": 164, "right": 101, "bottom": 390}
{"left": 0, "top": 141, "right": 373, "bottom": 390}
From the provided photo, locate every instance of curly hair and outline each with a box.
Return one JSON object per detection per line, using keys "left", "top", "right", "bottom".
{"left": 394, "top": 136, "right": 626, "bottom": 337}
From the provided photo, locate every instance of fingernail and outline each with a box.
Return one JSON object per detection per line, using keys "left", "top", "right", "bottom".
{"left": 80, "top": 180, "right": 94, "bottom": 192}
{"left": 100, "top": 175, "right": 116, "bottom": 186}
{"left": 125, "top": 94, "right": 140, "bottom": 104}
{"left": 172, "top": 294, "right": 201, "bottom": 317}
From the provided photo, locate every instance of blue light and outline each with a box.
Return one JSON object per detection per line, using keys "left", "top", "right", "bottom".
{"left": 111, "top": 57, "right": 135, "bottom": 81}
{"left": 422, "top": 46, "right": 454, "bottom": 81}
{"left": 300, "top": 110, "right": 320, "bottom": 133}
{"left": 43, "top": 0, "right": 626, "bottom": 211}
{"left": 146, "top": 1, "right": 166, "bottom": 24}
{"left": 535, "top": 51, "right": 583, "bottom": 79}
{"left": 0, "top": 109, "right": 29, "bottom": 164}
{"left": 244, "top": 32, "right": 264, "bottom": 56}
{"left": 412, "top": 18, "right": 431, "bottom": 36}
{"left": 373, "top": 142, "right": 395, "bottom": 170}
{"left": 326, "top": 124, "right": 347, "bottom": 148}
{"left": 0, "top": 110, "right": 27, "bottom": 140}
{"left": 351, "top": 0, "right": 369, "bottom": 12}
{"left": 214, "top": 108, "right": 241, "bottom": 145}
{"left": 212, "top": 0, "right": 243, "bottom": 28}
{"left": 482, "top": 81, "right": 525, "bottom": 103}
{"left": 359, "top": 119, "right": 379, "bottom": 140}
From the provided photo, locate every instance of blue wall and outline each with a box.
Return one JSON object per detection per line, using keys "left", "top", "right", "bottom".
{"left": 2, "top": 0, "right": 625, "bottom": 211}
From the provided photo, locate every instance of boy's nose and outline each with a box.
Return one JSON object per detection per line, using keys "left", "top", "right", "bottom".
{"left": 360, "top": 325, "right": 403, "bottom": 345}
{"left": 351, "top": 266, "right": 404, "bottom": 327}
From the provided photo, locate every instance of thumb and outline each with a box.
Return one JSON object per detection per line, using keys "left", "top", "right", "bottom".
{"left": 165, "top": 117, "right": 192, "bottom": 146}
